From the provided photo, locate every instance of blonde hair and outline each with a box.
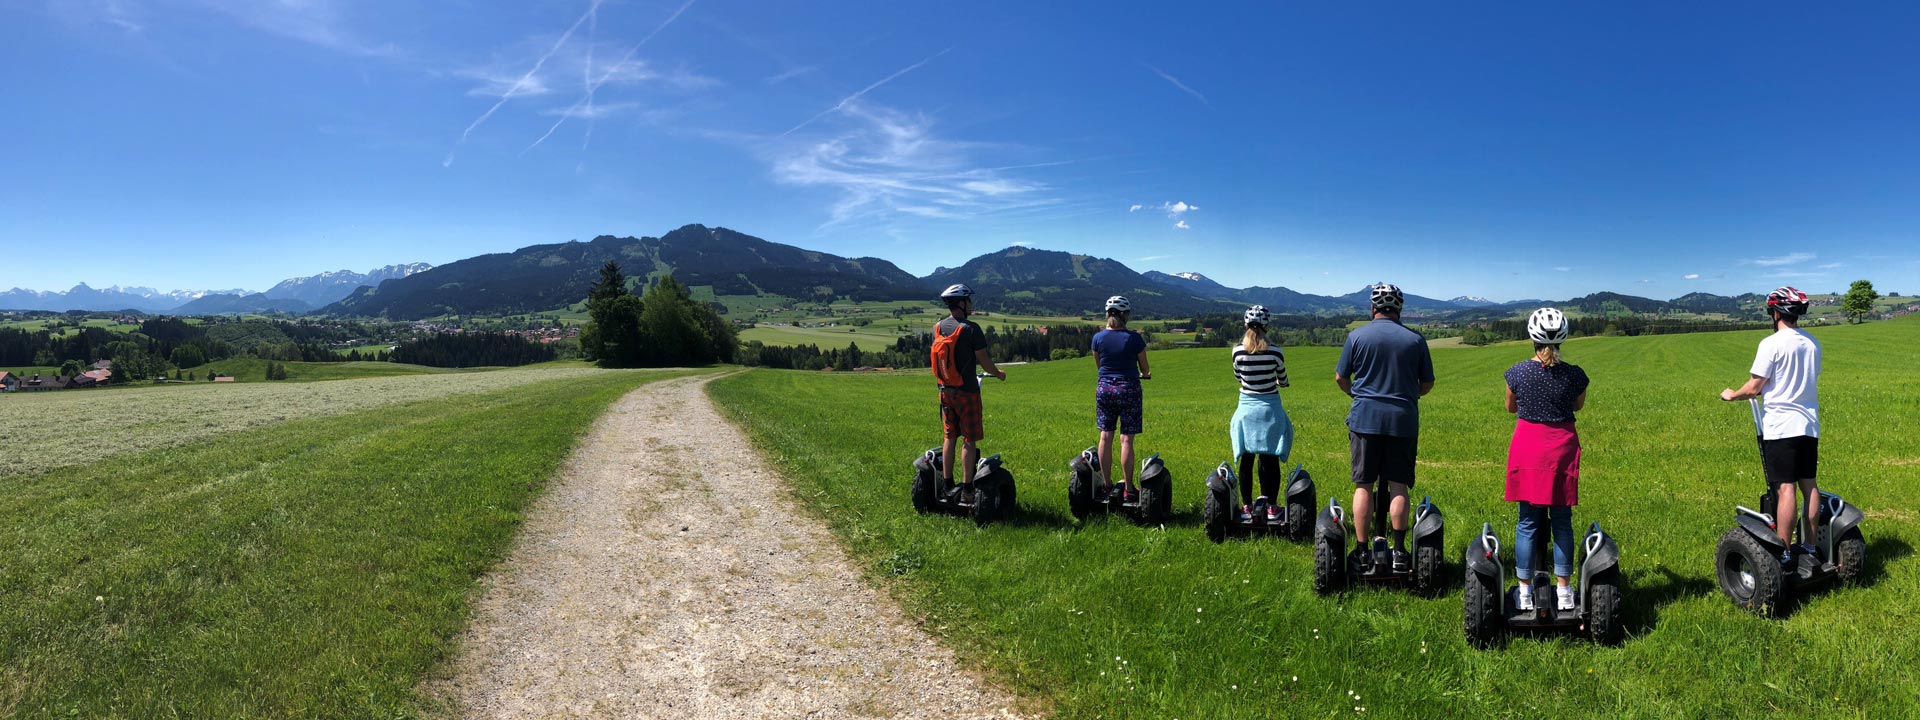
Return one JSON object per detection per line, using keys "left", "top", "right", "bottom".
{"left": 1106, "top": 310, "right": 1128, "bottom": 330}
{"left": 1534, "top": 343, "right": 1561, "bottom": 368}
{"left": 1243, "top": 326, "right": 1268, "bottom": 353}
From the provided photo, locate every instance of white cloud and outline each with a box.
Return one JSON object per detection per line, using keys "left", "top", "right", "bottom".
{"left": 1816, "top": 262, "right": 1845, "bottom": 270}
{"left": 1160, "top": 201, "right": 1197, "bottom": 217}
{"left": 1553, "top": 266, "right": 1572, "bottom": 272}
{"left": 1011, "top": 241, "right": 1034, "bottom": 247}
{"left": 1146, "top": 64, "right": 1211, "bottom": 108}
{"left": 769, "top": 103, "right": 1059, "bottom": 228}
{"left": 1749, "top": 252, "right": 1816, "bottom": 267}
{"left": 1136, "top": 254, "right": 1173, "bottom": 261}
{"left": 1684, "top": 273, "right": 1701, "bottom": 280}
{"left": 1128, "top": 204, "right": 1143, "bottom": 212}
{"left": 1174, "top": 220, "right": 1190, "bottom": 230}
{"left": 764, "top": 65, "right": 818, "bottom": 84}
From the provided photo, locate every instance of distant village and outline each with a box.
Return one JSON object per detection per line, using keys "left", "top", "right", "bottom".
{"left": 0, "top": 361, "right": 115, "bottom": 393}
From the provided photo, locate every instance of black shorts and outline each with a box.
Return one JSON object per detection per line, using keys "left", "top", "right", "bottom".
{"left": 1350, "top": 431, "right": 1417, "bottom": 490}
{"left": 1761, "top": 436, "right": 1819, "bottom": 489}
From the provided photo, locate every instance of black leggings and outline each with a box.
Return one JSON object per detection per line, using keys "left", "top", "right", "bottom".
{"left": 1237, "top": 453, "right": 1281, "bottom": 506}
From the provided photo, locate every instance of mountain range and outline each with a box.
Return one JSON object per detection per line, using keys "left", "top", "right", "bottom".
{"left": 4, "top": 224, "right": 1791, "bottom": 321}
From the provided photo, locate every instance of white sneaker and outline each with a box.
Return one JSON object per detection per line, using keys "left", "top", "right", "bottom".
{"left": 1515, "top": 584, "right": 1534, "bottom": 611}
{"left": 1556, "top": 585, "right": 1576, "bottom": 611}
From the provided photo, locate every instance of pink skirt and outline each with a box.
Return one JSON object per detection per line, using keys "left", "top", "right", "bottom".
{"left": 1505, "top": 420, "right": 1580, "bottom": 506}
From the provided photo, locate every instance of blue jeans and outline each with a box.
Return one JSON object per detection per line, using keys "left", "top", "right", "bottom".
{"left": 1515, "top": 502, "right": 1573, "bottom": 580}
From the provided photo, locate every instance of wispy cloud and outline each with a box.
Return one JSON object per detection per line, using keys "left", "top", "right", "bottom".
{"left": 1127, "top": 203, "right": 1143, "bottom": 212}
{"left": 1684, "top": 273, "right": 1701, "bottom": 280}
{"left": 764, "top": 65, "right": 819, "bottom": 84}
{"left": 782, "top": 48, "right": 952, "bottom": 137}
{"left": 447, "top": 0, "right": 605, "bottom": 166}
{"left": 1136, "top": 254, "right": 1174, "bottom": 262}
{"left": 769, "top": 103, "right": 1060, "bottom": 229}
{"left": 1174, "top": 220, "right": 1190, "bottom": 230}
{"left": 508, "top": 0, "right": 703, "bottom": 157}
{"left": 1552, "top": 266, "right": 1572, "bottom": 272}
{"left": 1749, "top": 252, "right": 1816, "bottom": 267}
{"left": 1145, "top": 64, "right": 1211, "bottom": 108}
{"left": 1815, "top": 262, "right": 1845, "bottom": 270}
{"left": 1010, "top": 240, "right": 1034, "bottom": 247}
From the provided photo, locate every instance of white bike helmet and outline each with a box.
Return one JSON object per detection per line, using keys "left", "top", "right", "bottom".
{"left": 1527, "top": 307, "right": 1569, "bottom": 344}
{"left": 1243, "top": 305, "right": 1271, "bottom": 327}
{"left": 939, "top": 284, "right": 974, "bottom": 300}
{"left": 1369, "top": 283, "right": 1405, "bottom": 313}
{"left": 1766, "top": 286, "right": 1810, "bottom": 318}
{"left": 1105, "top": 295, "right": 1132, "bottom": 314}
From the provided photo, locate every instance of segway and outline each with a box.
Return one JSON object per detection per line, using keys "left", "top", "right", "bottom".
{"left": 1714, "top": 399, "right": 1867, "bottom": 616}
{"left": 1311, "top": 484, "right": 1445, "bottom": 596}
{"left": 1463, "top": 521, "right": 1624, "bottom": 647}
{"left": 1066, "top": 448, "right": 1172, "bottom": 525}
{"left": 911, "top": 448, "right": 1017, "bottom": 526}
{"left": 1199, "top": 461, "right": 1316, "bottom": 543}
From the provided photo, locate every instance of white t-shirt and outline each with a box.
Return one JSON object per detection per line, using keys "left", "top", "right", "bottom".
{"left": 1750, "top": 328, "right": 1821, "bottom": 440}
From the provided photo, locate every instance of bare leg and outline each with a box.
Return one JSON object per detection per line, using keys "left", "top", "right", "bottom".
{"left": 1120, "top": 434, "right": 1136, "bottom": 486}
{"left": 961, "top": 438, "right": 980, "bottom": 487}
{"left": 1799, "top": 479, "right": 1820, "bottom": 546}
{"left": 1388, "top": 482, "right": 1411, "bottom": 533}
{"left": 1774, "top": 483, "right": 1797, "bottom": 545}
{"left": 1352, "top": 484, "right": 1373, "bottom": 540}
{"left": 1096, "top": 430, "right": 1115, "bottom": 486}
{"left": 942, "top": 435, "right": 958, "bottom": 483}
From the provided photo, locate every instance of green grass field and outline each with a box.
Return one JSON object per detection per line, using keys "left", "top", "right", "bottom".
{"left": 709, "top": 316, "right": 1920, "bottom": 718}
{"left": 190, "top": 358, "right": 458, "bottom": 382}
{"left": 0, "top": 367, "right": 699, "bottom": 718}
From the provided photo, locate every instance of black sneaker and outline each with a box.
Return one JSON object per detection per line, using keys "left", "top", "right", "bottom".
{"left": 1780, "top": 548, "right": 1795, "bottom": 568}
{"left": 1391, "top": 549, "right": 1412, "bottom": 573}
{"left": 1349, "top": 547, "right": 1373, "bottom": 572}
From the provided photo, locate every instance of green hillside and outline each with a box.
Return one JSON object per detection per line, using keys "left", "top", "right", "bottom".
{"left": 710, "top": 315, "right": 1920, "bottom": 718}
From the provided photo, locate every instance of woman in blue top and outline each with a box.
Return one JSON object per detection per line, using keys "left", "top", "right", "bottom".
{"left": 1092, "top": 295, "right": 1151, "bottom": 499}
{"left": 1503, "top": 308, "right": 1590, "bottom": 611}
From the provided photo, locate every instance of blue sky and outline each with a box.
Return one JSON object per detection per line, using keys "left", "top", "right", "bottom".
{"left": 4, "top": 1, "right": 1918, "bottom": 300}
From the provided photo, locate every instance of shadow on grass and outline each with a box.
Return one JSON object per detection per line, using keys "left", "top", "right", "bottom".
{"left": 1622, "top": 565, "right": 1716, "bottom": 637}
{"left": 1859, "top": 536, "right": 1912, "bottom": 586}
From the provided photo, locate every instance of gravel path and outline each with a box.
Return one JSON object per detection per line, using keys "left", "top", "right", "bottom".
{"left": 432, "top": 374, "right": 1030, "bottom": 719}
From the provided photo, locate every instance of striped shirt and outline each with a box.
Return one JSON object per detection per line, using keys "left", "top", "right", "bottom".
{"left": 1233, "top": 343, "right": 1289, "bottom": 395}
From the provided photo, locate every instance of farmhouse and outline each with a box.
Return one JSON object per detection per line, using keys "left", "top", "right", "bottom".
{"left": 13, "top": 374, "right": 77, "bottom": 392}
{"left": 0, "top": 371, "right": 14, "bottom": 392}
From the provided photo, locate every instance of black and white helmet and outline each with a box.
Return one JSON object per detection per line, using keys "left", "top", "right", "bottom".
{"left": 939, "top": 283, "right": 974, "bottom": 300}
{"left": 1767, "top": 286, "right": 1810, "bottom": 317}
{"left": 1369, "top": 283, "right": 1405, "bottom": 313}
{"left": 1105, "top": 295, "right": 1132, "bottom": 314}
{"left": 1527, "top": 307, "right": 1569, "bottom": 344}
{"left": 1243, "top": 305, "right": 1271, "bottom": 328}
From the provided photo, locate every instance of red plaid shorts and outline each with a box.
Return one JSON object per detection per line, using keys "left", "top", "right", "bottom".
{"left": 939, "top": 387, "right": 985, "bottom": 440}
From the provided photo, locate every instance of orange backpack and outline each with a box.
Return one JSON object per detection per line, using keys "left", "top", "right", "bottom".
{"left": 930, "top": 321, "right": 968, "bottom": 387}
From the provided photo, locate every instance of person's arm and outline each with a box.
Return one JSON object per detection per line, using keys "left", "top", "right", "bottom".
{"left": 1336, "top": 375, "right": 1354, "bottom": 397}
{"left": 1720, "top": 375, "right": 1767, "bottom": 401}
{"left": 1572, "top": 391, "right": 1587, "bottom": 412}
{"left": 975, "top": 348, "right": 1004, "bottom": 380}
{"left": 1417, "top": 341, "right": 1436, "bottom": 397}
{"left": 1273, "top": 350, "right": 1290, "bottom": 388}
{"left": 1137, "top": 350, "right": 1150, "bottom": 379}
{"left": 1504, "top": 385, "right": 1518, "bottom": 414}
{"left": 1334, "top": 342, "right": 1354, "bottom": 396}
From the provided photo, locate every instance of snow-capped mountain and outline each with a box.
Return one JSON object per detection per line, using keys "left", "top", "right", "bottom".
{"left": 263, "top": 263, "right": 433, "bottom": 307}
{"left": 1449, "top": 295, "right": 1500, "bottom": 308}
{"left": 0, "top": 284, "right": 255, "bottom": 313}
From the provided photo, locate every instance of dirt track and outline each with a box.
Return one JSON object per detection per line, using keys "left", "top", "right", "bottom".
{"left": 432, "top": 374, "right": 1028, "bottom": 719}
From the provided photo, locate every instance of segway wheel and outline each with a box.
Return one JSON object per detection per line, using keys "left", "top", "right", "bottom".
{"left": 1285, "top": 502, "right": 1312, "bottom": 541}
{"left": 971, "top": 479, "right": 1002, "bottom": 527}
{"left": 1202, "top": 490, "right": 1229, "bottom": 544}
{"left": 1413, "top": 546, "right": 1444, "bottom": 598}
{"left": 911, "top": 469, "right": 937, "bottom": 515}
{"left": 1835, "top": 529, "right": 1866, "bottom": 584}
{"left": 1312, "top": 537, "right": 1343, "bottom": 595}
{"left": 1067, "top": 471, "right": 1093, "bottom": 521}
{"left": 1463, "top": 563, "right": 1501, "bottom": 649}
{"left": 1715, "top": 528, "right": 1783, "bottom": 617}
{"left": 1586, "top": 572, "right": 1624, "bottom": 646}
{"left": 1000, "top": 477, "right": 1017, "bottom": 515}
{"left": 1137, "top": 480, "right": 1168, "bottom": 525}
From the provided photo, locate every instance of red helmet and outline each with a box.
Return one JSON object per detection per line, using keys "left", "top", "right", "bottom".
{"left": 1767, "top": 286, "right": 1810, "bottom": 317}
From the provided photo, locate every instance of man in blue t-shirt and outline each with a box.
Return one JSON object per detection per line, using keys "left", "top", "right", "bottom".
{"left": 1334, "top": 283, "right": 1436, "bottom": 572}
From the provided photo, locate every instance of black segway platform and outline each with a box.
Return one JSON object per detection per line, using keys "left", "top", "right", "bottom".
{"left": 1311, "top": 491, "right": 1446, "bottom": 596}
{"left": 1066, "top": 448, "right": 1172, "bottom": 525}
{"left": 1715, "top": 490, "right": 1865, "bottom": 617}
{"left": 911, "top": 448, "right": 1018, "bottom": 526}
{"left": 1463, "top": 521, "right": 1624, "bottom": 647}
{"left": 1199, "top": 461, "right": 1316, "bottom": 543}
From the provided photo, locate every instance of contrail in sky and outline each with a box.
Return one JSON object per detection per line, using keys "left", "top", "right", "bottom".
{"left": 780, "top": 47, "right": 953, "bottom": 137}
{"left": 445, "top": 0, "right": 604, "bottom": 166}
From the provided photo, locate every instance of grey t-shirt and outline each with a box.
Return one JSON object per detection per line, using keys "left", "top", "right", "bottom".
{"left": 935, "top": 316, "right": 988, "bottom": 392}
{"left": 1335, "top": 318, "right": 1435, "bottom": 438}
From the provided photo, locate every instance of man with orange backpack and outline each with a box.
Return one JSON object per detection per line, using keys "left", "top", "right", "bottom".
{"left": 933, "top": 283, "right": 1006, "bottom": 499}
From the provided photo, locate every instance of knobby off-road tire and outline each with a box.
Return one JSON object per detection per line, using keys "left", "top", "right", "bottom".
{"left": 911, "top": 470, "right": 937, "bottom": 515}
{"left": 1716, "top": 528, "right": 1783, "bottom": 617}
{"left": 971, "top": 480, "right": 1002, "bottom": 527}
{"left": 1137, "top": 480, "right": 1168, "bottom": 526}
{"left": 1413, "top": 546, "right": 1444, "bottom": 597}
{"left": 1463, "top": 564, "right": 1501, "bottom": 649}
{"left": 1586, "top": 573, "right": 1624, "bottom": 646}
{"left": 1067, "top": 471, "right": 1094, "bottom": 521}
{"left": 1836, "top": 530, "right": 1867, "bottom": 584}
{"left": 1000, "top": 478, "right": 1017, "bottom": 517}
{"left": 1202, "top": 490, "right": 1230, "bottom": 544}
{"left": 1285, "top": 503, "right": 1312, "bottom": 541}
{"left": 1312, "top": 537, "right": 1343, "bottom": 595}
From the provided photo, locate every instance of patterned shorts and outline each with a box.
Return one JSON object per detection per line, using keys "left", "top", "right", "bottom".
{"left": 1095, "top": 377, "right": 1143, "bottom": 435}
{"left": 939, "top": 388, "right": 984, "bottom": 440}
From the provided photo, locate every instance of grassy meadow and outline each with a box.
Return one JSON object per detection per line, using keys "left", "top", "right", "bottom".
{"left": 0, "top": 367, "right": 701, "bottom": 718}
{"left": 709, "top": 316, "right": 1920, "bottom": 718}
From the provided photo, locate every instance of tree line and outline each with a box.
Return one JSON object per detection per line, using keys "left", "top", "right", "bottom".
{"left": 390, "top": 332, "right": 557, "bottom": 368}
{"left": 581, "top": 262, "right": 738, "bottom": 368}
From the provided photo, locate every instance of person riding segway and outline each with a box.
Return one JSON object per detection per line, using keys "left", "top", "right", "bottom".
{"left": 1713, "top": 286, "right": 1866, "bottom": 615}
{"left": 909, "top": 284, "right": 1013, "bottom": 525}
{"left": 1201, "top": 305, "right": 1318, "bottom": 542}
{"left": 1313, "top": 284, "right": 1446, "bottom": 594}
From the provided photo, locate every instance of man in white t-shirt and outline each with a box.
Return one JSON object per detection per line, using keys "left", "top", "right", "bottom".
{"left": 1719, "top": 286, "right": 1821, "bottom": 564}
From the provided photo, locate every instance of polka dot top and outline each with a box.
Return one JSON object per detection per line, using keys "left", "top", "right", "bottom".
{"left": 1504, "top": 359, "right": 1590, "bottom": 424}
